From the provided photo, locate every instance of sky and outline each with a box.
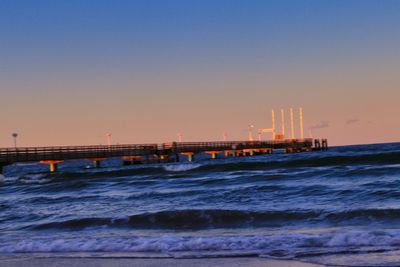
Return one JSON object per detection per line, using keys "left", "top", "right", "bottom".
{"left": 1, "top": 0, "right": 400, "bottom": 147}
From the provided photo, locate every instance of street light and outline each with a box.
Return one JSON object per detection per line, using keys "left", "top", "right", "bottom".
{"left": 12, "top": 133, "right": 18, "bottom": 149}
{"left": 177, "top": 133, "right": 183, "bottom": 142}
{"left": 222, "top": 132, "right": 228, "bottom": 141}
{"left": 248, "top": 125, "right": 254, "bottom": 141}
{"left": 106, "top": 133, "right": 112, "bottom": 146}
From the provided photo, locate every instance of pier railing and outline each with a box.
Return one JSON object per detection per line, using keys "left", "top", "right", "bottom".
{"left": 0, "top": 144, "right": 159, "bottom": 163}
{"left": 0, "top": 139, "right": 315, "bottom": 164}
{"left": 171, "top": 139, "right": 313, "bottom": 153}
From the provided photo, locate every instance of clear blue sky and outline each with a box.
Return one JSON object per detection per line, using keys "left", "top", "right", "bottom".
{"left": 1, "top": 0, "right": 400, "bottom": 146}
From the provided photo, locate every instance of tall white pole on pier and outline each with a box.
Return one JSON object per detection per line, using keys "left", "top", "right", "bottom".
{"left": 281, "top": 108, "right": 285, "bottom": 137}
{"left": 271, "top": 109, "right": 276, "bottom": 140}
{"left": 223, "top": 132, "right": 228, "bottom": 141}
{"left": 299, "top": 107, "right": 304, "bottom": 140}
{"left": 248, "top": 124, "right": 254, "bottom": 141}
{"left": 177, "top": 133, "right": 183, "bottom": 142}
{"left": 290, "top": 108, "right": 295, "bottom": 139}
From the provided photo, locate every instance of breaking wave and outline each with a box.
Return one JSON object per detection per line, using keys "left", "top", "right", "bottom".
{"left": 31, "top": 208, "right": 400, "bottom": 230}
{"left": 2, "top": 230, "right": 400, "bottom": 256}
{"left": 163, "top": 163, "right": 202, "bottom": 172}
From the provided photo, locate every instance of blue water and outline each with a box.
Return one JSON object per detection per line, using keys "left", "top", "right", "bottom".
{"left": 1, "top": 143, "right": 400, "bottom": 266}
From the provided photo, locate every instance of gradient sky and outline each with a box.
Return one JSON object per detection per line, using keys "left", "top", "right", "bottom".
{"left": 1, "top": 0, "right": 400, "bottom": 147}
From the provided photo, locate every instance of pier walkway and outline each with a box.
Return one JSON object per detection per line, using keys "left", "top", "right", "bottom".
{"left": 0, "top": 138, "right": 328, "bottom": 173}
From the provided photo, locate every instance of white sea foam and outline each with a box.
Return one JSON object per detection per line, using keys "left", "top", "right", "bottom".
{"left": 1, "top": 230, "right": 400, "bottom": 254}
{"left": 163, "top": 163, "right": 202, "bottom": 172}
{"left": 14, "top": 162, "right": 39, "bottom": 167}
{"left": 18, "top": 174, "right": 52, "bottom": 184}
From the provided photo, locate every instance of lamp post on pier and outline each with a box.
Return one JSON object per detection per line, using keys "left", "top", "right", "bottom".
{"left": 12, "top": 133, "right": 18, "bottom": 149}
{"left": 248, "top": 125, "right": 254, "bottom": 141}
{"left": 177, "top": 133, "right": 183, "bottom": 142}
{"left": 106, "top": 133, "right": 112, "bottom": 146}
{"left": 222, "top": 132, "right": 228, "bottom": 141}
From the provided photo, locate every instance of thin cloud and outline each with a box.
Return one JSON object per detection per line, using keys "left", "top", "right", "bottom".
{"left": 309, "top": 121, "right": 329, "bottom": 130}
{"left": 346, "top": 118, "right": 360, "bottom": 125}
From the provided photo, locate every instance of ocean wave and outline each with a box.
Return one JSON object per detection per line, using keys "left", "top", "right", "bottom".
{"left": 196, "top": 151, "right": 400, "bottom": 172}
{"left": 17, "top": 174, "right": 53, "bottom": 184}
{"left": 55, "top": 166, "right": 166, "bottom": 179}
{"left": 2, "top": 230, "right": 400, "bottom": 256}
{"left": 30, "top": 208, "right": 400, "bottom": 231}
{"left": 4, "top": 150, "right": 400, "bottom": 184}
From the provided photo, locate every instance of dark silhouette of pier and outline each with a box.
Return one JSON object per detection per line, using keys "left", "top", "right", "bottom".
{"left": 0, "top": 138, "right": 328, "bottom": 174}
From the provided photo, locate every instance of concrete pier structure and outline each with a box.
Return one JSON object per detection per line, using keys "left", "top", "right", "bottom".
{"left": 181, "top": 152, "right": 195, "bottom": 162}
{"left": 0, "top": 138, "right": 327, "bottom": 175}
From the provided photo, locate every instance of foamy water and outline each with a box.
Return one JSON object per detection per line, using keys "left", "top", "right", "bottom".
{"left": 163, "top": 163, "right": 202, "bottom": 172}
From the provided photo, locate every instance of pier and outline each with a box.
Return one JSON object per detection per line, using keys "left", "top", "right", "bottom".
{"left": 0, "top": 138, "right": 328, "bottom": 174}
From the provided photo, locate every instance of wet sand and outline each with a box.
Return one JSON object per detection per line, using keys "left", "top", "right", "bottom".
{"left": 0, "top": 256, "right": 324, "bottom": 267}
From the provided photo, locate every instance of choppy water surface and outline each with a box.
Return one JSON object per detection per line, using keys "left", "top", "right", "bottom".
{"left": 1, "top": 143, "right": 400, "bottom": 266}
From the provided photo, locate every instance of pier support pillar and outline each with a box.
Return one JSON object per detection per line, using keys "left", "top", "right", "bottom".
{"left": 93, "top": 160, "right": 101, "bottom": 168}
{"left": 122, "top": 156, "right": 142, "bottom": 165}
{"left": 242, "top": 150, "right": 254, "bottom": 157}
{"left": 322, "top": 139, "right": 328, "bottom": 150}
{"left": 224, "top": 150, "right": 240, "bottom": 157}
{"left": 205, "top": 151, "right": 221, "bottom": 160}
{"left": 90, "top": 158, "right": 106, "bottom": 168}
{"left": 50, "top": 163, "right": 58, "bottom": 172}
{"left": 314, "top": 139, "right": 321, "bottom": 150}
{"left": 181, "top": 152, "right": 195, "bottom": 162}
{"left": 40, "top": 160, "right": 64, "bottom": 173}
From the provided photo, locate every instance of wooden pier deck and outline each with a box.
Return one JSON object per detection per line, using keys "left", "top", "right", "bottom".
{"left": 0, "top": 138, "right": 328, "bottom": 173}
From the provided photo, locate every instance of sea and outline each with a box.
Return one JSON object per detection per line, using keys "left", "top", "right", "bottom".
{"left": 1, "top": 142, "right": 400, "bottom": 266}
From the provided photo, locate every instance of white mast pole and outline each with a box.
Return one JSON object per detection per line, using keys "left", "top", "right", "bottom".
{"left": 299, "top": 107, "right": 304, "bottom": 140}
{"left": 248, "top": 125, "right": 254, "bottom": 141}
{"left": 290, "top": 108, "right": 294, "bottom": 139}
{"left": 271, "top": 109, "right": 275, "bottom": 140}
{"left": 281, "top": 108, "right": 285, "bottom": 137}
